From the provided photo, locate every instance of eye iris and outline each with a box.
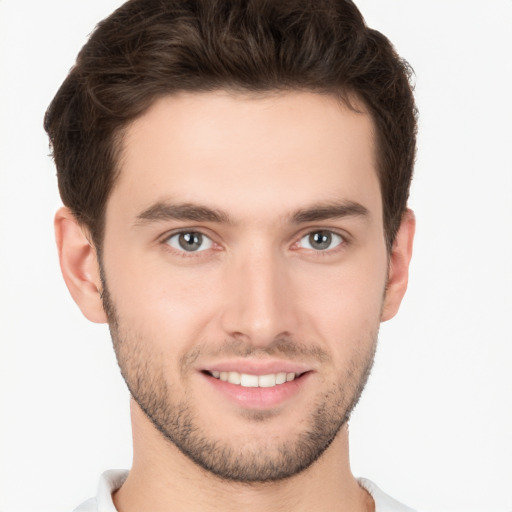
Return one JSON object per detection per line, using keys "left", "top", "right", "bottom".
{"left": 178, "top": 232, "right": 202, "bottom": 251}
{"left": 309, "top": 231, "right": 332, "bottom": 250}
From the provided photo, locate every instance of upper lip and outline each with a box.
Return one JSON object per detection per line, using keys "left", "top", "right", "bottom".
{"left": 200, "top": 358, "right": 313, "bottom": 376}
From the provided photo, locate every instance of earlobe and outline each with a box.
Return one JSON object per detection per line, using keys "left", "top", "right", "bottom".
{"left": 54, "top": 207, "right": 108, "bottom": 323}
{"left": 381, "top": 209, "right": 415, "bottom": 322}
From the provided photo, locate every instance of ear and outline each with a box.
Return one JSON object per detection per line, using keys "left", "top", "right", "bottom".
{"left": 54, "top": 207, "right": 108, "bottom": 323}
{"left": 381, "top": 209, "right": 415, "bottom": 322}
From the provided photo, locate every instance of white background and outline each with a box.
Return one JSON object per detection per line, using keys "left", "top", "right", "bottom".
{"left": 1, "top": 1, "right": 511, "bottom": 511}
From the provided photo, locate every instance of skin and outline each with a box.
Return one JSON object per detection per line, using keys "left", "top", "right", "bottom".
{"left": 55, "top": 91, "right": 415, "bottom": 512}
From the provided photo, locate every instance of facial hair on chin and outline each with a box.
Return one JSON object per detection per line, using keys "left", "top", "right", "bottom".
{"left": 101, "top": 278, "right": 378, "bottom": 483}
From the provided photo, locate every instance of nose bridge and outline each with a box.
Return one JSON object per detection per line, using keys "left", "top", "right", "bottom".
{"left": 221, "top": 239, "right": 294, "bottom": 346}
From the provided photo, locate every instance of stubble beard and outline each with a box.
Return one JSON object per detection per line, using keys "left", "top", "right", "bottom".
{"left": 101, "top": 281, "right": 378, "bottom": 484}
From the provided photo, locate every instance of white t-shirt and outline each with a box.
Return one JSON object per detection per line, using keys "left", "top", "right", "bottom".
{"left": 74, "top": 470, "right": 416, "bottom": 512}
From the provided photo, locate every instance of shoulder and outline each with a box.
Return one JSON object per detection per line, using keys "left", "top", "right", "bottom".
{"left": 73, "top": 497, "right": 98, "bottom": 512}
{"left": 73, "top": 470, "right": 129, "bottom": 512}
{"left": 358, "top": 478, "right": 417, "bottom": 512}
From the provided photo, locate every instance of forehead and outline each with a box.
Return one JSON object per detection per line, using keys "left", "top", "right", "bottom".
{"left": 111, "top": 90, "right": 380, "bottom": 223}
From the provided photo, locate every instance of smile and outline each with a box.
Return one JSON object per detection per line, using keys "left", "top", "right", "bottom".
{"left": 208, "top": 371, "right": 301, "bottom": 388}
{"left": 202, "top": 366, "right": 312, "bottom": 409}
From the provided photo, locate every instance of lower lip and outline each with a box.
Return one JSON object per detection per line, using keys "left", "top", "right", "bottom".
{"left": 201, "top": 372, "right": 311, "bottom": 410}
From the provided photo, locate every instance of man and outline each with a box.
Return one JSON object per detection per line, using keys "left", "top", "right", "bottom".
{"left": 45, "top": 0, "right": 417, "bottom": 510}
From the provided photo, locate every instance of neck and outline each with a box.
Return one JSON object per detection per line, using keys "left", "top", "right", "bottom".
{"left": 113, "top": 400, "right": 373, "bottom": 512}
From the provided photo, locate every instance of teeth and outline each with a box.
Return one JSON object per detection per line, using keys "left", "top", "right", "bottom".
{"left": 276, "top": 372, "right": 287, "bottom": 385}
{"left": 240, "top": 373, "right": 259, "bottom": 387}
{"left": 227, "top": 371, "right": 241, "bottom": 385}
{"left": 258, "top": 374, "right": 276, "bottom": 387}
{"left": 209, "top": 371, "right": 298, "bottom": 387}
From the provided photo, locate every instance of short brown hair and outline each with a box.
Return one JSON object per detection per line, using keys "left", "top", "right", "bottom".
{"left": 44, "top": 0, "right": 417, "bottom": 252}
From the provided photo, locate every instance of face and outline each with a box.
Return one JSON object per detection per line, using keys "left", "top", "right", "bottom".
{"left": 100, "top": 91, "right": 390, "bottom": 482}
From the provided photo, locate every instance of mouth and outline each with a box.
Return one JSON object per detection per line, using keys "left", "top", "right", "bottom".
{"left": 199, "top": 359, "right": 313, "bottom": 409}
{"left": 203, "top": 370, "right": 306, "bottom": 388}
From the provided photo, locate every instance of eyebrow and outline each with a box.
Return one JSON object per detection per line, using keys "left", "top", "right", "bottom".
{"left": 288, "top": 201, "right": 369, "bottom": 223}
{"left": 134, "top": 199, "right": 369, "bottom": 226}
{"left": 135, "top": 201, "right": 232, "bottom": 225}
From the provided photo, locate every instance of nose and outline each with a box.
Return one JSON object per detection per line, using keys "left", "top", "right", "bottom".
{"left": 219, "top": 243, "right": 298, "bottom": 348}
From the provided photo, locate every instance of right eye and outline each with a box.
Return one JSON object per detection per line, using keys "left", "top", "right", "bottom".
{"left": 165, "top": 231, "right": 213, "bottom": 252}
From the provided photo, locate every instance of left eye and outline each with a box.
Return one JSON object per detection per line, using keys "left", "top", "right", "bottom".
{"left": 298, "top": 230, "right": 344, "bottom": 251}
{"left": 166, "top": 231, "right": 213, "bottom": 252}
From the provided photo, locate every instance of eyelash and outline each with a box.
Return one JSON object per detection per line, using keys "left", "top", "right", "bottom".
{"left": 163, "top": 230, "right": 217, "bottom": 257}
{"left": 295, "top": 230, "right": 346, "bottom": 253}
{"left": 161, "top": 228, "right": 348, "bottom": 257}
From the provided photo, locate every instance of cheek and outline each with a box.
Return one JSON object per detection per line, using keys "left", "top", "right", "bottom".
{"left": 294, "top": 256, "right": 387, "bottom": 353}
{"left": 102, "top": 231, "right": 388, "bottom": 359}
{"left": 104, "top": 253, "right": 222, "bottom": 350}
